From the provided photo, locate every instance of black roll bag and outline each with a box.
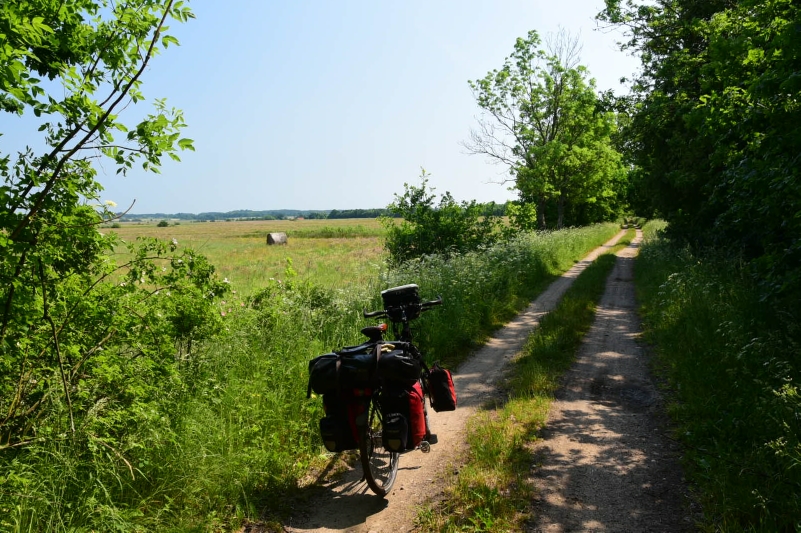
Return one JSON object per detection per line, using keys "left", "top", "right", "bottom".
{"left": 307, "top": 344, "right": 378, "bottom": 396}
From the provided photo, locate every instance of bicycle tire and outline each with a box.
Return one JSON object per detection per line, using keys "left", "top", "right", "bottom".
{"left": 359, "top": 398, "right": 399, "bottom": 496}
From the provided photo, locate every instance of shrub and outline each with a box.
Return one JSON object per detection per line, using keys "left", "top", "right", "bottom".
{"left": 382, "top": 171, "right": 503, "bottom": 264}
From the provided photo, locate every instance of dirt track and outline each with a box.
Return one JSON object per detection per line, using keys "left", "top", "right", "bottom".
{"left": 281, "top": 229, "right": 689, "bottom": 533}
{"left": 528, "top": 229, "right": 690, "bottom": 532}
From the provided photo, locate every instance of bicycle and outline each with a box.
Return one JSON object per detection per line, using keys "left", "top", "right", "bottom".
{"left": 357, "top": 284, "right": 442, "bottom": 496}
{"left": 307, "top": 284, "right": 442, "bottom": 497}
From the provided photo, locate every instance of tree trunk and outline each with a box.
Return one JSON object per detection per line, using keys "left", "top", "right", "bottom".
{"left": 538, "top": 196, "right": 547, "bottom": 230}
{"left": 557, "top": 194, "right": 565, "bottom": 229}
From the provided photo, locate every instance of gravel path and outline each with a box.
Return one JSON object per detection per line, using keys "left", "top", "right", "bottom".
{"left": 280, "top": 229, "right": 689, "bottom": 533}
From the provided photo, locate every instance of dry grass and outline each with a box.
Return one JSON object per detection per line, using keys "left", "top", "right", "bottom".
{"left": 104, "top": 219, "right": 388, "bottom": 295}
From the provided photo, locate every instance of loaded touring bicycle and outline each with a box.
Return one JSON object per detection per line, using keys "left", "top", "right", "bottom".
{"left": 307, "top": 284, "right": 457, "bottom": 496}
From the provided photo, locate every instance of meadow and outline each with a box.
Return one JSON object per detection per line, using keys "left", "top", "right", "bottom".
{"left": 106, "top": 218, "right": 387, "bottom": 293}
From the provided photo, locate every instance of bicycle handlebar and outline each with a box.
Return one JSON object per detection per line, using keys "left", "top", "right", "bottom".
{"left": 362, "top": 296, "right": 443, "bottom": 319}
{"left": 421, "top": 297, "right": 443, "bottom": 308}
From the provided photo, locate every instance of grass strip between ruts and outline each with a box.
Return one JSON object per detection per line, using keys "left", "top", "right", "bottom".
{"left": 416, "top": 229, "right": 635, "bottom": 532}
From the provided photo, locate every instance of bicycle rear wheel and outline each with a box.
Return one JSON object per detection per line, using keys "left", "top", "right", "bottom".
{"left": 359, "top": 398, "right": 399, "bottom": 496}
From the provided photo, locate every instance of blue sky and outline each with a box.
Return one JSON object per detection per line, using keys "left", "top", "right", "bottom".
{"left": 5, "top": 1, "right": 640, "bottom": 214}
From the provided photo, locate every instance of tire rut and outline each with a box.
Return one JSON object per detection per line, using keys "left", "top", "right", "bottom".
{"left": 528, "top": 229, "right": 692, "bottom": 533}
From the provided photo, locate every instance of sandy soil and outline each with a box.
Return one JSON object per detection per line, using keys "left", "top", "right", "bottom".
{"left": 276, "top": 229, "right": 690, "bottom": 533}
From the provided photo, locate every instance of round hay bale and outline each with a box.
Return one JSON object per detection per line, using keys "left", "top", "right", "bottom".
{"left": 267, "top": 232, "right": 288, "bottom": 245}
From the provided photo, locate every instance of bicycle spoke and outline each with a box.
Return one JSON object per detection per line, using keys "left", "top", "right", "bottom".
{"left": 360, "top": 400, "right": 399, "bottom": 496}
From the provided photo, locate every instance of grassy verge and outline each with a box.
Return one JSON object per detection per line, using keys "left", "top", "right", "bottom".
{"left": 416, "top": 229, "right": 635, "bottom": 532}
{"left": 634, "top": 221, "right": 801, "bottom": 531}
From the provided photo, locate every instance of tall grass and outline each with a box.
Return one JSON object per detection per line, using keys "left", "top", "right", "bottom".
{"left": 382, "top": 224, "right": 621, "bottom": 367}
{"left": 281, "top": 225, "right": 384, "bottom": 239}
{"left": 635, "top": 220, "right": 801, "bottom": 531}
{"left": 0, "top": 223, "right": 619, "bottom": 532}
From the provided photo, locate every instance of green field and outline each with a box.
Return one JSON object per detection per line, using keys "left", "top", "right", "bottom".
{"left": 106, "top": 218, "right": 388, "bottom": 294}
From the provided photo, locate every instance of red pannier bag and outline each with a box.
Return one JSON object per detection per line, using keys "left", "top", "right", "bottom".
{"left": 426, "top": 363, "right": 456, "bottom": 412}
{"left": 318, "top": 388, "right": 370, "bottom": 452}
{"left": 380, "top": 381, "right": 426, "bottom": 452}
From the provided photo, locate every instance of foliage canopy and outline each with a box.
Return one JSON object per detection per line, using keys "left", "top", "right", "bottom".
{"left": 466, "top": 30, "right": 628, "bottom": 229}
{"left": 600, "top": 0, "right": 801, "bottom": 298}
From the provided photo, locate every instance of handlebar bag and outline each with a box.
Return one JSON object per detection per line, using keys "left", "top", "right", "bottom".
{"left": 426, "top": 363, "right": 457, "bottom": 412}
{"left": 380, "top": 381, "right": 426, "bottom": 452}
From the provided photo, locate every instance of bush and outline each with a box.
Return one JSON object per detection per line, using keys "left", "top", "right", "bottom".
{"left": 382, "top": 171, "right": 503, "bottom": 264}
{"left": 157, "top": 219, "right": 170, "bottom": 227}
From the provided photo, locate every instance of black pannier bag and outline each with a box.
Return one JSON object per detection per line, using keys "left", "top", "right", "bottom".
{"left": 308, "top": 353, "right": 338, "bottom": 396}
{"left": 380, "top": 381, "right": 426, "bottom": 452}
{"left": 426, "top": 363, "right": 457, "bottom": 412}
{"left": 307, "top": 345, "right": 378, "bottom": 397}
{"left": 375, "top": 342, "right": 421, "bottom": 383}
{"left": 318, "top": 391, "right": 369, "bottom": 452}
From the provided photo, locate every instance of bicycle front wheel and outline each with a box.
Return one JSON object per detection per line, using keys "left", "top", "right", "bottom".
{"left": 359, "top": 399, "right": 399, "bottom": 496}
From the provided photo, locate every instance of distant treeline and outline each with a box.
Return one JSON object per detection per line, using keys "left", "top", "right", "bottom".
{"left": 120, "top": 209, "right": 327, "bottom": 221}
{"left": 327, "top": 208, "right": 391, "bottom": 219}
{"left": 121, "top": 204, "right": 507, "bottom": 222}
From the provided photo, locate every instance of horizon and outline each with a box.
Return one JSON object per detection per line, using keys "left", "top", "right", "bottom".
{"left": 1, "top": 1, "right": 640, "bottom": 214}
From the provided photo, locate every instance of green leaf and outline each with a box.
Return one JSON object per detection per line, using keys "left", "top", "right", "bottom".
{"left": 177, "top": 138, "right": 194, "bottom": 151}
{"left": 161, "top": 34, "right": 180, "bottom": 48}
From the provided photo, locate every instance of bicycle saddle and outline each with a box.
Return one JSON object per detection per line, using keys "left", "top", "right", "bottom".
{"left": 360, "top": 325, "right": 385, "bottom": 342}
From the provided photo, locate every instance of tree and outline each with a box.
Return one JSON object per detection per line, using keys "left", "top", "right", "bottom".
{"left": 466, "top": 30, "right": 627, "bottom": 229}
{"left": 0, "top": 1, "right": 230, "bottom": 522}
{"left": 599, "top": 0, "right": 801, "bottom": 297}
{"left": 382, "top": 170, "right": 502, "bottom": 264}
